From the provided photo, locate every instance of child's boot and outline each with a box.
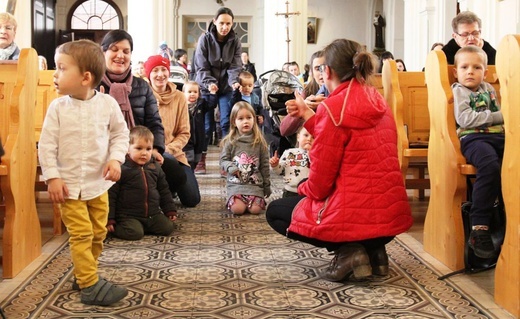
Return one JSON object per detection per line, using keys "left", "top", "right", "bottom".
{"left": 195, "top": 152, "right": 207, "bottom": 174}
{"left": 81, "top": 277, "right": 128, "bottom": 306}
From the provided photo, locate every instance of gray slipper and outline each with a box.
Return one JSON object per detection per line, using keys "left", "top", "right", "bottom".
{"left": 72, "top": 276, "right": 105, "bottom": 291}
{"left": 80, "top": 278, "right": 128, "bottom": 306}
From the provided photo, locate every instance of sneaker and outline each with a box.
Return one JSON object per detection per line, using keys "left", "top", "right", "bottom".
{"left": 194, "top": 161, "right": 206, "bottom": 174}
{"left": 468, "top": 229, "right": 497, "bottom": 259}
{"left": 81, "top": 278, "right": 128, "bottom": 306}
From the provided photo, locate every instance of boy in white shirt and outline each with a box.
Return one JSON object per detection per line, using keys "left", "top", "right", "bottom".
{"left": 39, "top": 39, "right": 129, "bottom": 306}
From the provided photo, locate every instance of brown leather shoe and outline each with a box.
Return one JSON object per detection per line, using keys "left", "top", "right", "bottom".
{"left": 320, "top": 243, "right": 372, "bottom": 281}
{"left": 367, "top": 245, "right": 389, "bottom": 276}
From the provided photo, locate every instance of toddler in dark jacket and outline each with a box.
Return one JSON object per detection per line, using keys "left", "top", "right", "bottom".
{"left": 108, "top": 126, "right": 177, "bottom": 240}
{"left": 183, "top": 81, "right": 217, "bottom": 170}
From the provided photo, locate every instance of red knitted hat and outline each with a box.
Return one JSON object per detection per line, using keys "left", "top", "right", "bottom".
{"left": 144, "top": 55, "right": 170, "bottom": 79}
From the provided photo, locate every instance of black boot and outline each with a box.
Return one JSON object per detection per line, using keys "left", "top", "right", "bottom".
{"left": 367, "top": 245, "right": 389, "bottom": 276}
{"left": 320, "top": 243, "right": 372, "bottom": 281}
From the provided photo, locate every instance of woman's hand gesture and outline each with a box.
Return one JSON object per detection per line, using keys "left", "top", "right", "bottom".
{"left": 286, "top": 90, "right": 315, "bottom": 121}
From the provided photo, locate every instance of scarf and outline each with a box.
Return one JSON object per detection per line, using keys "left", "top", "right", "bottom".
{"left": 101, "top": 68, "right": 135, "bottom": 129}
{"left": 154, "top": 82, "right": 177, "bottom": 106}
{"left": 0, "top": 42, "right": 17, "bottom": 60}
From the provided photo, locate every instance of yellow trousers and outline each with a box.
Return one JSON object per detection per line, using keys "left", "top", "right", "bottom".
{"left": 60, "top": 192, "right": 108, "bottom": 289}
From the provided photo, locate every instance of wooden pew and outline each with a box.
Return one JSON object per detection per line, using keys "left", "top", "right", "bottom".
{"left": 0, "top": 48, "right": 42, "bottom": 278}
{"left": 35, "top": 70, "right": 58, "bottom": 141}
{"left": 372, "top": 73, "right": 384, "bottom": 96}
{"left": 424, "top": 50, "right": 500, "bottom": 271}
{"left": 495, "top": 34, "right": 520, "bottom": 318}
{"left": 35, "top": 70, "right": 65, "bottom": 236}
{"left": 382, "top": 60, "right": 429, "bottom": 198}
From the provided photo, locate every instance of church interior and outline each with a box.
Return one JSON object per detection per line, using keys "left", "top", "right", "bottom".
{"left": 1, "top": 0, "right": 520, "bottom": 318}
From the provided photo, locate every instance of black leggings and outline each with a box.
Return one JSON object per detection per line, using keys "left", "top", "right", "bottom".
{"left": 266, "top": 196, "right": 394, "bottom": 252}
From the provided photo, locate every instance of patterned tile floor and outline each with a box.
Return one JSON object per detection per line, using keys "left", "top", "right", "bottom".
{"left": 0, "top": 146, "right": 515, "bottom": 318}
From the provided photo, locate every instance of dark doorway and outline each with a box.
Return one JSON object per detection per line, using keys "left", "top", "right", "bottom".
{"left": 33, "top": 0, "right": 56, "bottom": 69}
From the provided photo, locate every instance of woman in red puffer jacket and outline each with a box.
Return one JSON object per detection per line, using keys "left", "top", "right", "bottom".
{"left": 266, "top": 39, "right": 412, "bottom": 282}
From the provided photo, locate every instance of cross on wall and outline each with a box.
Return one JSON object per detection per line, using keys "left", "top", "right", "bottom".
{"left": 275, "top": 1, "right": 300, "bottom": 62}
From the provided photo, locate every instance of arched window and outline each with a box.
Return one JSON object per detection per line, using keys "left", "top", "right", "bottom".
{"left": 68, "top": 0, "right": 123, "bottom": 30}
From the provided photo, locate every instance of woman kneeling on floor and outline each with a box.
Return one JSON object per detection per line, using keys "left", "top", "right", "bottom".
{"left": 266, "top": 39, "right": 413, "bottom": 282}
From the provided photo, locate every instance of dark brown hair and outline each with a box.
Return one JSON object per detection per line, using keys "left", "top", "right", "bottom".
{"left": 322, "top": 39, "right": 377, "bottom": 84}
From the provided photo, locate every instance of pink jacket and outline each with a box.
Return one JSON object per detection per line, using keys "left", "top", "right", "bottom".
{"left": 288, "top": 80, "right": 412, "bottom": 242}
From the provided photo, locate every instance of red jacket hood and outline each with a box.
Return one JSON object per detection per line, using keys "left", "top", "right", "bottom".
{"left": 321, "top": 79, "right": 387, "bottom": 130}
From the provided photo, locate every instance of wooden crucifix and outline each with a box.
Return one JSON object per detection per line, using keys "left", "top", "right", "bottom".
{"left": 275, "top": 1, "right": 300, "bottom": 62}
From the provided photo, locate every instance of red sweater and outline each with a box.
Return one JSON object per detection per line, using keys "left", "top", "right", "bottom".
{"left": 288, "top": 80, "right": 412, "bottom": 242}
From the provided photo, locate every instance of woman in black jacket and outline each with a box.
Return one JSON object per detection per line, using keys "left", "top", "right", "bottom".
{"left": 241, "top": 52, "right": 257, "bottom": 82}
{"left": 99, "top": 30, "right": 187, "bottom": 199}
{"left": 193, "top": 7, "right": 242, "bottom": 144}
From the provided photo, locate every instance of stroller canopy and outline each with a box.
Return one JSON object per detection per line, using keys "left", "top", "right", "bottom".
{"left": 261, "top": 70, "right": 304, "bottom": 112}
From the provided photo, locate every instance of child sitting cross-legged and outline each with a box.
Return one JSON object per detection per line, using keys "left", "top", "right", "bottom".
{"left": 269, "top": 126, "right": 313, "bottom": 197}
{"left": 107, "top": 126, "right": 178, "bottom": 241}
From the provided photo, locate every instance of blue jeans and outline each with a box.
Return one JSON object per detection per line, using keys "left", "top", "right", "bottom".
{"left": 163, "top": 153, "right": 201, "bottom": 207}
{"left": 460, "top": 133, "right": 504, "bottom": 226}
{"left": 204, "top": 91, "right": 232, "bottom": 139}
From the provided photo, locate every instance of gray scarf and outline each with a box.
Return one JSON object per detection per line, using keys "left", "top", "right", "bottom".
{"left": 0, "top": 42, "right": 18, "bottom": 60}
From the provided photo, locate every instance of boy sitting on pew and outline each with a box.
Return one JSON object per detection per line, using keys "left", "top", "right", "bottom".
{"left": 452, "top": 45, "right": 504, "bottom": 259}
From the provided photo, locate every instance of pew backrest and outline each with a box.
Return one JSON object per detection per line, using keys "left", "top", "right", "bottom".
{"left": 0, "top": 48, "right": 42, "bottom": 278}
{"left": 494, "top": 33, "right": 520, "bottom": 318}
{"left": 35, "top": 70, "right": 58, "bottom": 141}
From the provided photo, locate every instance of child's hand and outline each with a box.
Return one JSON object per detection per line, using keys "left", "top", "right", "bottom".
{"left": 209, "top": 83, "right": 219, "bottom": 94}
{"left": 107, "top": 224, "right": 115, "bottom": 232}
{"left": 47, "top": 178, "right": 69, "bottom": 203}
{"left": 153, "top": 149, "right": 164, "bottom": 164}
{"left": 269, "top": 150, "right": 280, "bottom": 168}
{"left": 166, "top": 211, "right": 177, "bottom": 221}
{"left": 257, "top": 115, "right": 264, "bottom": 125}
{"left": 103, "top": 159, "right": 122, "bottom": 182}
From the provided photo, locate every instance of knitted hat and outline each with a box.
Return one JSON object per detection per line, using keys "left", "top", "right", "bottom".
{"left": 144, "top": 55, "right": 170, "bottom": 79}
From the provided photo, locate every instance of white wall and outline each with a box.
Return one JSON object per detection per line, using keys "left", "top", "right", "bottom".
{"left": 13, "top": 0, "right": 520, "bottom": 76}
{"left": 11, "top": 0, "right": 32, "bottom": 49}
{"left": 307, "top": 0, "right": 372, "bottom": 59}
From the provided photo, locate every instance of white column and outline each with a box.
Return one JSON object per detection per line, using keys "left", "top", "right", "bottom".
{"left": 12, "top": 0, "right": 31, "bottom": 48}
{"left": 128, "top": 0, "right": 176, "bottom": 64}
{"left": 263, "top": 0, "right": 307, "bottom": 71}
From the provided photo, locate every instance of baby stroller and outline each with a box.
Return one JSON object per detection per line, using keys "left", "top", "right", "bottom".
{"left": 257, "top": 70, "right": 304, "bottom": 155}
{"left": 169, "top": 65, "right": 189, "bottom": 91}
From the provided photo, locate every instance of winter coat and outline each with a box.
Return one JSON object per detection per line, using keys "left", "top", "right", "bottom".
{"left": 108, "top": 156, "right": 177, "bottom": 223}
{"left": 442, "top": 38, "right": 496, "bottom": 65}
{"left": 242, "top": 62, "right": 257, "bottom": 82}
{"left": 153, "top": 82, "right": 190, "bottom": 166}
{"left": 220, "top": 133, "right": 271, "bottom": 200}
{"left": 184, "top": 96, "right": 217, "bottom": 155}
{"left": 288, "top": 79, "right": 413, "bottom": 243}
{"left": 100, "top": 75, "right": 165, "bottom": 154}
{"left": 193, "top": 21, "right": 242, "bottom": 95}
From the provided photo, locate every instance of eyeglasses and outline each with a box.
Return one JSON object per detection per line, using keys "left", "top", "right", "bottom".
{"left": 456, "top": 30, "right": 481, "bottom": 39}
{"left": 318, "top": 64, "right": 327, "bottom": 73}
{"left": 0, "top": 25, "right": 15, "bottom": 32}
